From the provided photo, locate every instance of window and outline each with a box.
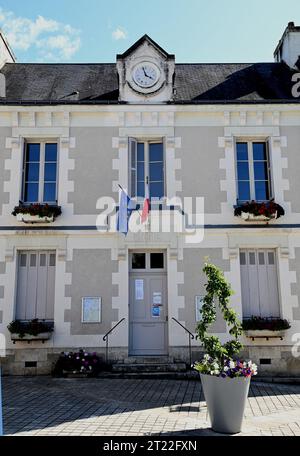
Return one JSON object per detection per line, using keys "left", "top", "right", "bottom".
{"left": 16, "top": 251, "right": 56, "bottom": 320}
{"left": 240, "top": 249, "right": 280, "bottom": 318}
{"left": 129, "top": 139, "right": 164, "bottom": 199}
{"left": 236, "top": 141, "right": 271, "bottom": 203}
{"left": 23, "top": 141, "right": 58, "bottom": 203}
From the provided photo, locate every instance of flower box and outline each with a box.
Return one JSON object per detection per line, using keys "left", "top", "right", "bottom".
{"left": 16, "top": 213, "right": 54, "bottom": 223}
{"left": 244, "top": 329, "right": 285, "bottom": 340}
{"left": 241, "top": 211, "right": 277, "bottom": 222}
{"left": 10, "top": 332, "right": 52, "bottom": 342}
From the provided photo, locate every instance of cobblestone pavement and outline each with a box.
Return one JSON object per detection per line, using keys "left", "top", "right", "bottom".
{"left": 2, "top": 377, "right": 300, "bottom": 436}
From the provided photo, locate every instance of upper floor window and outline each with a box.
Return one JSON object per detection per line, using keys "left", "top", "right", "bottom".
{"left": 22, "top": 141, "right": 58, "bottom": 204}
{"left": 236, "top": 141, "right": 271, "bottom": 203}
{"left": 129, "top": 139, "right": 164, "bottom": 199}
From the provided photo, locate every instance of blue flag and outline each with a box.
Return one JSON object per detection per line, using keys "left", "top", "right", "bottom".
{"left": 117, "top": 188, "right": 133, "bottom": 234}
{"left": 0, "top": 365, "right": 3, "bottom": 436}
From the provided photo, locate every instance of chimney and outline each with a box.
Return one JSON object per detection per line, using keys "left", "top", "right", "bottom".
{"left": 274, "top": 22, "right": 300, "bottom": 68}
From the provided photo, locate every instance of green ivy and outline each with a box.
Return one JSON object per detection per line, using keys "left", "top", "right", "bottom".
{"left": 196, "top": 261, "right": 243, "bottom": 362}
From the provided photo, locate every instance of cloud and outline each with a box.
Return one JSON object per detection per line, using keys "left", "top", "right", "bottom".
{"left": 112, "top": 27, "right": 127, "bottom": 40}
{"left": 0, "top": 8, "right": 81, "bottom": 61}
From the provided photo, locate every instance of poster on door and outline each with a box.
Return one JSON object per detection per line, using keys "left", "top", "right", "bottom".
{"left": 152, "top": 292, "right": 162, "bottom": 305}
{"left": 152, "top": 306, "right": 160, "bottom": 317}
{"left": 135, "top": 279, "right": 144, "bottom": 300}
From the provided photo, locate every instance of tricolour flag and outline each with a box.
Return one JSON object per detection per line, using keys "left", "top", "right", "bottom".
{"left": 116, "top": 186, "right": 133, "bottom": 235}
{"left": 141, "top": 181, "right": 150, "bottom": 223}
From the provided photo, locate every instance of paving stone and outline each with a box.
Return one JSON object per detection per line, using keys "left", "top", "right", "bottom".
{"left": 2, "top": 377, "right": 300, "bottom": 436}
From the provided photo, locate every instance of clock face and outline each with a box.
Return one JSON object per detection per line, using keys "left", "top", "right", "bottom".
{"left": 133, "top": 63, "right": 160, "bottom": 88}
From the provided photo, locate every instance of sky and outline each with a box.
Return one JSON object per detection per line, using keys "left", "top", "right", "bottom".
{"left": 0, "top": 0, "right": 300, "bottom": 63}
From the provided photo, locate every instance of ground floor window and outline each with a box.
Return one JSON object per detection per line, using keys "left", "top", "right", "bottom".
{"left": 240, "top": 249, "right": 280, "bottom": 318}
{"left": 16, "top": 250, "right": 56, "bottom": 320}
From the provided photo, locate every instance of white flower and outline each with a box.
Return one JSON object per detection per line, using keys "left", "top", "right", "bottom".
{"left": 224, "top": 366, "right": 229, "bottom": 372}
{"left": 229, "top": 361, "right": 235, "bottom": 369}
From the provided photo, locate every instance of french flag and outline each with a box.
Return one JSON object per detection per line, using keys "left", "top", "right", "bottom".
{"left": 141, "top": 181, "right": 150, "bottom": 223}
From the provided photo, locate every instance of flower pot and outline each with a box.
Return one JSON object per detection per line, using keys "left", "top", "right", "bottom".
{"left": 16, "top": 213, "right": 54, "bottom": 223}
{"left": 10, "top": 332, "right": 52, "bottom": 342}
{"left": 244, "top": 329, "right": 285, "bottom": 339}
{"left": 200, "top": 373, "right": 250, "bottom": 434}
{"left": 240, "top": 211, "right": 276, "bottom": 222}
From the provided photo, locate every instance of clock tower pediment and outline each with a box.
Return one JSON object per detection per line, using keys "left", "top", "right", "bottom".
{"left": 116, "top": 34, "right": 175, "bottom": 103}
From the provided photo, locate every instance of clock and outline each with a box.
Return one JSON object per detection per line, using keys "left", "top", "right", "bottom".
{"left": 132, "top": 62, "right": 160, "bottom": 88}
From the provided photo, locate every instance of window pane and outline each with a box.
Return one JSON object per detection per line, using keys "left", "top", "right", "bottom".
{"left": 137, "top": 143, "right": 144, "bottom": 161}
{"left": 137, "top": 181, "right": 145, "bottom": 198}
{"left": 26, "top": 143, "right": 40, "bottom": 162}
{"left": 43, "top": 183, "right": 56, "bottom": 202}
{"left": 44, "top": 163, "right": 57, "bottom": 181}
{"left": 20, "top": 254, "right": 27, "bottom": 267}
{"left": 258, "top": 252, "right": 265, "bottom": 265}
{"left": 237, "top": 162, "right": 249, "bottom": 180}
{"left": 132, "top": 253, "right": 146, "bottom": 269}
{"left": 150, "top": 253, "right": 164, "bottom": 269}
{"left": 249, "top": 252, "right": 256, "bottom": 265}
{"left": 236, "top": 142, "right": 248, "bottom": 161}
{"left": 254, "top": 162, "right": 268, "bottom": 180}
{"left": 30, "top": 254, "right": 36, "bottom": 267}
{"left": 40, "top": 254, "right": 46, "bottom": 267}
{"left": 253, "top": 143, "right": 267, "bottom": 161}
{"left": 268, "top": 252, "right": 275, "bottom": 265}
{"left": 24, "top": 183, "right": 39, "bottom": 202}
{"left": 255, "top": 181, "right": 269, "bottom": 201}
{"left": 25, "top": 163, "right": 39, "bottom": 182}
{"left": 239, "top": 252, "right": 246, "bottom": 265}
{"left": 45, "top": 144, "right": 57, "bottom": 162}
{"left": 137, "top": 162, "right": 145, "bottom": 181}
{"left": 49, "top": 253, "right": 56, "bottom": 267}
{"left": 150, "top": 162, "right": 164, "bottom": 181}
{"left": 150, "top": 181, "right": 164, "bottom": 199}
{"left": 238, "top": 181, "right": 250, "bottom": 201}
{"left": 149, "top": 143, "right": 163, "bottom": 162}
{"left": 131, "top": 170, "right": 136, "bottom": 197}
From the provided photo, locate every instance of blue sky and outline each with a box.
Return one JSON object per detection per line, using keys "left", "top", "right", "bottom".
{"left": 0, "top": 0, "right": 300, "bottom": 63}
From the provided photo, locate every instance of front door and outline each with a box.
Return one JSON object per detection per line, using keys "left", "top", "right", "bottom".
{"left": 129, "top": 251, "right": 168, "bottom": 356}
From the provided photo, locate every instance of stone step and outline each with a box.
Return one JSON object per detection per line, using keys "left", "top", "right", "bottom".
{"left": 99, "top": 371, "right": 198, "bottom": 380}
{"left": 119, "top": 356, "right": 174, "bottom": 365}
{"left": 112, "top": 362, "right": 187, "bottom": 373}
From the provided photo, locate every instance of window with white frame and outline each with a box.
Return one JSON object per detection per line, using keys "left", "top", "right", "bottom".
{"left": 22, "top": 141, "right": 58, "bottom": 204}
{"left": 236, "top": 141, "right": 271, "bottom": 203}
{"left": 240, "top": 249, "right": 280, "bottom": 318}
{"left": 129, "top": 138, "right": 165, "bottom": 199}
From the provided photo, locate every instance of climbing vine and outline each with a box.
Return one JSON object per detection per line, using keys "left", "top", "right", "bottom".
{"left": 196, "top": 261, "right": 243, "bottom": 362}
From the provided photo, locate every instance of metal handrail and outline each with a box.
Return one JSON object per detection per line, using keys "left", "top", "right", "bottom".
{"left": 103, "top": 318, "right": 125, "bottom": 364}
{"left": 172, "top": 317, "right": 195, "bottom": 368}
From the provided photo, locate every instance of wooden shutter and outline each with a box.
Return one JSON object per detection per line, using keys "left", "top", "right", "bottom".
{"left": 128, "top": 138, "right": 137, "bottom": 197}
{"left": 16, "top": 251, "right": 56, "bottom": 320}
{"left": 240, "top": 249, "right": 280, "bottom": 318}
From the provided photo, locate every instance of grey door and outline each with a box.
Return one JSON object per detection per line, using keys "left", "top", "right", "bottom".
{"left": 129, "top": 252, "right": 168, "bottom": 355}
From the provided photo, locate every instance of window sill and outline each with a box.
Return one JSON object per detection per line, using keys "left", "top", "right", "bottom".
{"left": 16, "top": 213, "right": 54, "bottom": 223}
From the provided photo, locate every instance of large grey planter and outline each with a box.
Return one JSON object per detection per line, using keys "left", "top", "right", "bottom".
{"left": 200, "top": 373, "right": 250, "bottom": 434}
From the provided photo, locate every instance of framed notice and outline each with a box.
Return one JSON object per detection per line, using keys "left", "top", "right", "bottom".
{"left": 82, "top": 297, "right": 101, "bottom": 323}
{"left": 195, "top": 296, "right": 204, "bottom": 322}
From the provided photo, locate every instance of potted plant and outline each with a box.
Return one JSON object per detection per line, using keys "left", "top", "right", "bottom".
{"left": 194, "top": 262, "right": 257, "bottom": 434}
{"left": 234, "top": 200, "right": 285, "bottom": 222}
{"left": 7, "top": 319, "right": 54, "bottom": 342}
{"left": 243, "top": 316, "right": 291, "bottom": 340}
{"left": 12, "top": 203, "right": 62, "bottom": 223}
{"left": 52, "top": 350, "right": 103, "bottom": 377}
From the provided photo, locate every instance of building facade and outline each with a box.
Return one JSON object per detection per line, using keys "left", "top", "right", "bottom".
{"left": 0, "top": 24, "right": 300, "bottom": 376}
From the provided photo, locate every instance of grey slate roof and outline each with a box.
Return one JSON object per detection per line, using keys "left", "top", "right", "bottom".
{"left": 0, "top": 61, "right": 298, "bottom": 104}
